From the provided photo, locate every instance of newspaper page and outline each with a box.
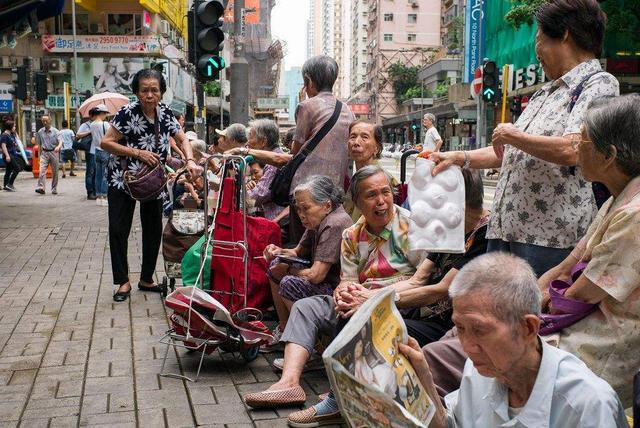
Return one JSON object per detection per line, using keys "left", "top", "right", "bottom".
{"left": 323, "top": 288, "right": 435, "bottom": 427}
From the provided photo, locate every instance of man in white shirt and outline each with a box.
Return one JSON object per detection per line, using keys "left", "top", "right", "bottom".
{"left": 400, "top": 253, "right": 627, "bottom": 428}
{"left": 76, "top": 111, "right": 95, "bottom": 199}
{"left": 90, "top": 104, "right": 111, "bottom": 205}
{"left": 421, "top": 113, "right": 442, "bottom": 152}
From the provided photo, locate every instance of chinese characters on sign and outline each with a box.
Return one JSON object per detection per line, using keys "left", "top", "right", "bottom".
{"left": 41, "top": 35, "right": 162, "bottom": 54}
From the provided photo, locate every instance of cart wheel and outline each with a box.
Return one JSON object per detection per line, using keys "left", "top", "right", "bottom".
{"left": 240, "top": 345, "right": 260, "bottom": 363}
{"left": 169, "top": 278, "right": 176, "bottom": 291}
{"left": 160, "top": 277, "right": 168, "bottom": 299}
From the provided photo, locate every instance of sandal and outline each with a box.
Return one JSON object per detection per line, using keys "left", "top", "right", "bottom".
{"left": 113, "top": 284, "right": 131, "bottom": 302}
{"left": 137, "top": 282, "right": 162, "bottom": 293}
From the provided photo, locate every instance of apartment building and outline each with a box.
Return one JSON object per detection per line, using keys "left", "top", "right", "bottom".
{"left": 350, "top": 0, "right": 369, "bottom": 100}
{"left": 366, "top": 0, "right": 442, "bottom": 122}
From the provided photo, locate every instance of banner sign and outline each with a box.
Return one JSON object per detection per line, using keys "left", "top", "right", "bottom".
{"left": 349, "top": 104, "right": 370, "bottom": 115}
{"left": 257, "top": 97, "right": 290, "bottom": 109}
{"left": 463, "top": 0, "right": 486, "bottom": 84}
{"left": 41, "top": 35, "right": 162, "bottom": 54}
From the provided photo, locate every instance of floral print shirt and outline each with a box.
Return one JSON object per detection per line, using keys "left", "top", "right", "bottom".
{"left": 488, "top": 59, "right": 619, "bottom": 248}
{"left": 555, "top": 176, "right": 640, "bottom": 407}
{"left": 340, "top": 205, "right": 426, "bottom": 288}
{"left": 107, "top": 101, "right": 181, "bottom": 198}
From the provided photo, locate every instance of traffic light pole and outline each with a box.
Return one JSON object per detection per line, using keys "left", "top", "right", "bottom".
{"left": 71, "top": 0, "right": 81, "bottom": 130}
{"left": 230, "top": 0, "right": 249, "bottom": 124}
{"left": 476, "top": 6, "right": 483, "bottom": 148}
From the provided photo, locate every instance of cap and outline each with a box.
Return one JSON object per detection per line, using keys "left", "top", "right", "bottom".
{"left": 185, "top": 130, "right": 198, "bottom": 141}
{"left": 93, "top": 104, "right": 110, "bottom": 113}
{"left": 214, "top": 128, "right": 227, "bottom": 136}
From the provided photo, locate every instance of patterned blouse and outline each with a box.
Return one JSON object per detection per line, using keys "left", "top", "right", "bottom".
{"left": 107, "top": 101, "right": 181, "bottom": 199}
{"left": 555, "top": 176, "right": 640, "bottom": 407}
{"left": 247, "top": 147, "right": 286, "bottom": 220}
{"left": 340, "top": 205, "right": 426, "bottom": 288}
{"left": 488, "top": 59, "right": 619, "bottom": 248}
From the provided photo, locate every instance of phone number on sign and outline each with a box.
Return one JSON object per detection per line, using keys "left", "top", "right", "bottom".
{"left": 98, "top": 36, "right": 131, "bottom": 44}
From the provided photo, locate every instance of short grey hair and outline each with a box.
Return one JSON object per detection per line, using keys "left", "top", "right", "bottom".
{"left": 294, "top": 175, "right": 343, "bottom": 209}
{"left": 584, "top": 94, "right": 640, "bottom": 177}
{"left": 349, "top": 165, "right": 394, "bottom": 205}
{"left": 249, "top": 119, "right": 280, "bottom": 149}
{"left": 423, "top": 113, "right": 436, "bottom": 123}
{"left": 302, "top": 55, "right": 339, "bottom": 92}
{"left": 225, "top": 123, "right": 248, "bottom": 144}
{"left": 190, "top": 139, "right": 206, "bottom": 154}
{"left": 449, "top": 252, "right": 541, "bottom": 328}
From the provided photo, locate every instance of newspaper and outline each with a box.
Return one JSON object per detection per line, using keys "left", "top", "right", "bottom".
{"left": 323, "top": 288, "right": 435, "bottom": 427}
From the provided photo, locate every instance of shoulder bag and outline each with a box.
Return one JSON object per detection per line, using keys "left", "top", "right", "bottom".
{"left": 270, "top": 100, "right": 343, "bottom": 206}
{"left": 122, "top": 109, "right": 167, "bottom": 202}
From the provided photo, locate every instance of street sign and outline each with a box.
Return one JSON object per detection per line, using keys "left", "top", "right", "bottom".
{"left": 257, "top": 97, "right": 290, "bottom": 109}
{"left": 471, "top": 67, "right": 483, "bottom": 99}
{"left": 0, "top": 99, "right": 13, "bottom": 113}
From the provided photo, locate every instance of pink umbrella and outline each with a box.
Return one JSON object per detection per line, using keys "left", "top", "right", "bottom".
{"left": 78, "top": 92, "right": 131, "bottom": 118}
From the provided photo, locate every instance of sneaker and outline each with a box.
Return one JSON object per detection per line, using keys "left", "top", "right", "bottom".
{"left": 52, "top": 189, "right": 58, "bottom": 195}
{"left": 101, "top": 198, "right": 108, "bottom": 207}
{"left": 62, "top": 173, "right": 66, "bottom": 178}
{"left": 3, "top": 186, "right": 14, "bottom": 192}
{"left": 35, "top": 188, "right": 45, "bottom": 195}
{"left": 70, "top": 172, "right": 76, "bottom": 176}
{"left": 96, "top": 197, "right": 102, "bottom": 205}
{"left": 272, "top": 353, "right": 324, "bottom": 372}
{"left": 260, "top": 325, "right": 285, "bottom": 353}
{"left": 87, "top": 193, "right": 97, "bottom": 200}
{"left": 8, "top": 184, "right": 16, "bottom": 191}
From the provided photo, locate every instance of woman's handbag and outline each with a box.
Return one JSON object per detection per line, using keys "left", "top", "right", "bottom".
{"left": 270, "top": 100, "right": 343, "bottom": 206}
{"left": 73, "top": 134, "right": 92, "bottom": 151}
{"left": 12, "top": 156, "right": 26, "bottom": 172}
{"left": 539, "top": 262, "right": 597, "bottom": 335}
{"left": 121, "top": 109, "right": 167, "bottom": 202}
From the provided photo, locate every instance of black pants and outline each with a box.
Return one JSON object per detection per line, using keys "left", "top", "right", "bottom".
{"left": 403, "top": 309, "right": 453, "bottom": 348}
{"left": 3, "top": 160, "right": 19, "bottom": 187}
{"left": 108, "top": 187, "right": 163, "bottom": 286}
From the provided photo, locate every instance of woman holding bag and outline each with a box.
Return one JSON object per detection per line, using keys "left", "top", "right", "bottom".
{"left": 100, "top": 69, "right": 201, "bottom": 302}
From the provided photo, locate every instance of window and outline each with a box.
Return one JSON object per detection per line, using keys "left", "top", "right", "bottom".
{"left": 384, "top": 13, "right": 393, "bottom": 21}
{"left": 384, "top": 33, "right": 393, "bottom": 42}
{"left": 58, "top": 13, "right": 89, "bottom": 35}
{"left": 107, "top": 14, "right": 143, "bottom": 35}
{"left": 407, "top": 33, "right": 416, "bottom": 42}
{"left": 408, "top": 14, "right": 417, "bottom": 24}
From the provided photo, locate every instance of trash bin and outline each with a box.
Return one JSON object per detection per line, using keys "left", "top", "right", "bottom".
{"left": 32, "top": 145, "right": 53, "bottom": 179}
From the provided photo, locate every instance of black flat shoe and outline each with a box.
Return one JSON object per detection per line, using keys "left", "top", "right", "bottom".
{"left": 113, "top": 288, "right": 131, "bottom": 302}
{"left": 137, "top": 282, "right": 162, "bottom": 293}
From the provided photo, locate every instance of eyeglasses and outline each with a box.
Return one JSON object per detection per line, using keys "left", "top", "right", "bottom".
{"left": 571, "top": 136, "right": 593, "bottom": 150}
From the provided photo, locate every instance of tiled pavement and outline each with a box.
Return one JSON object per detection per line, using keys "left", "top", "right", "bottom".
{"left": 0, "top": 173, "right": 330, "bottom": 427}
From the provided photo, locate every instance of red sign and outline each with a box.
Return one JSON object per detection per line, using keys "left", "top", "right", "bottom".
{"left": 520, "top": 95, "right": 529, "bottom": 111}
{"left": 349, "top": 104, "right": 370, "bottom": 115}
{"left": 471, "top": 67, "right": 483, "bottom": 99}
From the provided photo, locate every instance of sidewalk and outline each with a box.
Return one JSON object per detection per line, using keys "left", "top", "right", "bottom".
{"left": 0, "top": 173, "right": 330, "bottom": 427}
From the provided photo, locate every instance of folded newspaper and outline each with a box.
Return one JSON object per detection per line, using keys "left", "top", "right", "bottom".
{"left": 323, "top": 288, "right": 435, "bottom": 427}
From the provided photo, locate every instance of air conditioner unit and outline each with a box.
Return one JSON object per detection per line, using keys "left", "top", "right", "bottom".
{"left": 159, "top": 20, "right": 171, "bottom": 37}
{"left": 176, "top": 37, "right": 184, "bottom": 50}
{"left": 46, "top": 58, "right": 68, "bottom": 74}
{"left": 31, "top": 57, "right": 41, "bottom": 72}
{"left": 0, "top": 56, "right": 10, "bottom": 69}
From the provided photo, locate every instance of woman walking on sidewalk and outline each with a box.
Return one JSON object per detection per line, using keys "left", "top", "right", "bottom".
{"left": 100, "top": 69, "right": 201, "bottom": 302}
{"left": 1, "top": 119, "right": 20, "bottom": 191}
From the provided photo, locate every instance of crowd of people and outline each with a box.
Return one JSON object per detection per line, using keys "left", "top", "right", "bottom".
{"left": 3, "top": 0, "right": 637, "bottom": 425}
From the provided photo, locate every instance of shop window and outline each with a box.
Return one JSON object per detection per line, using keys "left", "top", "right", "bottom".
{"left": 57, "top": 13, "right": 89, "bottom": 35}
{"left": 107, "top": 14, "right": 143, "bottom": 36}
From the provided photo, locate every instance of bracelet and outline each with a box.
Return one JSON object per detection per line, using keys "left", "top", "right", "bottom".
{"left": 462, "top": 151, "right": 471, "bottom": 169}
{"left": 186, "top": 158, "right": 195, "bottom": 164}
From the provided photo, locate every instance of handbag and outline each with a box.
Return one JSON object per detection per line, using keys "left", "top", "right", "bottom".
{"left": 122, "top": 109, "right": 168, "bottom": 202}
{"left": 539, "top": 262, "right": 597, "bottom": 335}
{"left": 270, "top": 100, "right": 343, "bottom": 206}
{"left": 12, "top": 156, "right": 26, "bottom": 172}
{"left": 73, "top": 134, "right": 92, "bottom": 151}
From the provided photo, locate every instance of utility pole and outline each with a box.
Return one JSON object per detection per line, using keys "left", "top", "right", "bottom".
{"left": 26, "top": 57, "right": 36, "bottom": 145}
{"left": 71, "top": 0, "right": 81, "bottom": 130}
{"left": 230, "top": 0, "right": 249, "bottom": 123}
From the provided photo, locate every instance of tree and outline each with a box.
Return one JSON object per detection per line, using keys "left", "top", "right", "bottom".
{"left": 435, "top": 81, "right": 450, "bottom": 98}
{"left": 387, "top": 62, "right": 421, "bottom": 104}
{"left": 504, "top": 0, "right": 547, "bottom": 29}
{"left": 204, "top": 81, "right": 221, "bottom": 97}
{"left": 447, "top": 16, "right": 464, "bottom": 51}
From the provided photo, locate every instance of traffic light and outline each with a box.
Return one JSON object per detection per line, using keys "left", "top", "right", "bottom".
{"left": 8, "top": 66, "right": 27, "bottom": 101}
{"left": 189, "top": 0, "right": 226, "bottom": 80}
{"left": 35, "top": 73, "right": 48, "bottom": 102}
{"left": 411, "top": 122, "right": 418, "bottom": 131}
{"left": 482, "top": 60, "right": 499, "bottom": 103}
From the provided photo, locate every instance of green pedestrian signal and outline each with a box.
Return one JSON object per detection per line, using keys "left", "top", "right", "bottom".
{"left": 482, "top": 61, "right": 499, "bottom": 103}
{"left": 189, "top": 0, "right": 226, "bottom": 81}
{"left": 198, "top": 55, "right": 226, "bottom": 78}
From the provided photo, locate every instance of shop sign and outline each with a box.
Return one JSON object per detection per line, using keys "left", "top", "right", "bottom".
{"left": 463, "top": 0, "right": 485, "bottom": 83}
{"left": 257, "top": 97, "right": 289, "bottom": 109}
{"left": 41, "top": 35, "right": 162, "bottom": 54}
{"left": 349, "top": 104, "right": 370, "bottom": 115}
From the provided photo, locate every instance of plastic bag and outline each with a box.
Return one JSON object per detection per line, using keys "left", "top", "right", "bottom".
{"left": 181, "top": 234, "right": 211, "bottom": 289}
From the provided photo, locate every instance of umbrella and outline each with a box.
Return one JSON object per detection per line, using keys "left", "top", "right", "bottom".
{"left": 78, "top": 92, "right": 131, "bottom": 118}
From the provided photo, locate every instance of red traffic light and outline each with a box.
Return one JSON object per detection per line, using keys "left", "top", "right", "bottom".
{"left": 197, "top": 1, "right": 225, "bottom": 26}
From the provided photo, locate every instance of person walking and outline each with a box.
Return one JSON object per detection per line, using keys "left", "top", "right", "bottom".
{"left": 90, "top": 104, "right": 111, "bottom": 205}
{"left": 421, "top": 113, "right": 443, "bottom": 153}
{"left": 1, "top": 119, "right": 20, "bottom": 191}
{"left": 35, "top": 114, "right": 61, "bottom": 195}
{"left": 59, "top": 120, "right": 76, "bottom": 178}
{"left": 76, "top": 112, "right": 96, "bottom": 199}
{"left": 100, "top": 68, "right": 201, "bottom": 302}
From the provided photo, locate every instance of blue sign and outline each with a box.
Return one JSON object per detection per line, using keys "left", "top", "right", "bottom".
{"left": 463, "top": 0, "right": 486, "bottom": 84}
{"left": 0, "top": 99, "right": 13, "bottom": 114}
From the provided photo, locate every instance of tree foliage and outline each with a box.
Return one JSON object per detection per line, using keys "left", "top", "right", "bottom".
{"left": 504, "top": 0, "right": 547, "bottom": 29}
{"left": 447, "top": 16, "right": 464, "bottom": 51}
{"left": 434, "top": 81, "right": 450, "bottom": 98}
{"left": 387, "top": 62, "right": 421, "bottom": 103}
{"left": 204, "top": 81, "right": 221, "bottom": 97}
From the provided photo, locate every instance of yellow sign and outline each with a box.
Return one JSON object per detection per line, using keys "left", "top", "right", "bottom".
{"left": 139, "top": 0, "right": 187, "bottom": 35}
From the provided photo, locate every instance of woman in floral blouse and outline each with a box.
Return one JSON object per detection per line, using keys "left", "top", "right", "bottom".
{"left": 100, "top": 69, "right": 201, "bottom": 302}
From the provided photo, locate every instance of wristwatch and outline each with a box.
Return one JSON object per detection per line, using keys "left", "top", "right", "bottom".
{"left": 462, "top": 151, "right": 471, "bottom": 169}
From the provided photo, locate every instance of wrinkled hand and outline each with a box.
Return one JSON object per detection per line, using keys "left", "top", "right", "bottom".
{"left": 298, "top": 86, "right": 307, "bottom": 102}
{"left": 186, "top": 160, "right": 203, "bottom": 181}
{"left": 263, "top": 244, "right": 282, "bottom": 262}
{"left": 247, "top": 180, "right": 257, "bottom": 190}
{"left": 137, "top": 150, "right": 160, "bottom": 167}
{"left": 429, "top": 151, "right": 463, "bottom": 176}
{"left": 492, "top": 123, "right": 524, "bottom": 159}
{"left": 335, "top": 283, "right": 373, "bottom": 318}
{"left": 398, "top": 337, "right": 432, "bottom": 383}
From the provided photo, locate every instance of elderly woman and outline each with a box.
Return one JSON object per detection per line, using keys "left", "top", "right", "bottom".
{"left": 431, "top": 0, "right": 618, "bottom": 276}
{"left": 400, "top": 252, "right": 627, "bottom": 427}
{"left": 215, "top": 123, "right": 247, "bottom": 152}
{"left": 263, "top": 175, "right": 352, "bottom": 345}
{"left": 101, "top": 68, "right": 201, "bottom": 302}
{"left": 243, "top": 166, "right": 426, "bottom": 420}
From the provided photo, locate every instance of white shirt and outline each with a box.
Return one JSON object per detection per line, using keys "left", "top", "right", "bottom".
{"left": 444, "top": 340, "right": 628, "bottom": 428}
{"left": 90, "top": 120, "right": 110, "bottom": 154}
{"left": 422, "top": 126, "right": 441, "bottom": 152}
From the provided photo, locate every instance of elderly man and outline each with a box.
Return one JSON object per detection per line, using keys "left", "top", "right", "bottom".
{"left": 401, "top": 252, "right": 627, "bottom": 428}
{"left": 35, "top": 115, "right": 62, "bottom": 195}
{"left": 421, "top": 113, "right": 443, "bottom": 153}
{"left": 243, "top": 166, "right": 427, "bottom": 423}
{"left": 215, "top": 123, "right": 247, "bottom": 152}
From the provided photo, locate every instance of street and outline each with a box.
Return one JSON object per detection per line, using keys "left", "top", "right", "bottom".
{"left": 0, "top": 172, "right": 329, "bottom": 428}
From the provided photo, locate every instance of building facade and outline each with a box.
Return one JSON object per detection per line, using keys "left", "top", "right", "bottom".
{"left": 350, "top": 0, "right": 369, "bottom": 101}
{"left": 365, "top": 0, "right": 442, "bottom": 122}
